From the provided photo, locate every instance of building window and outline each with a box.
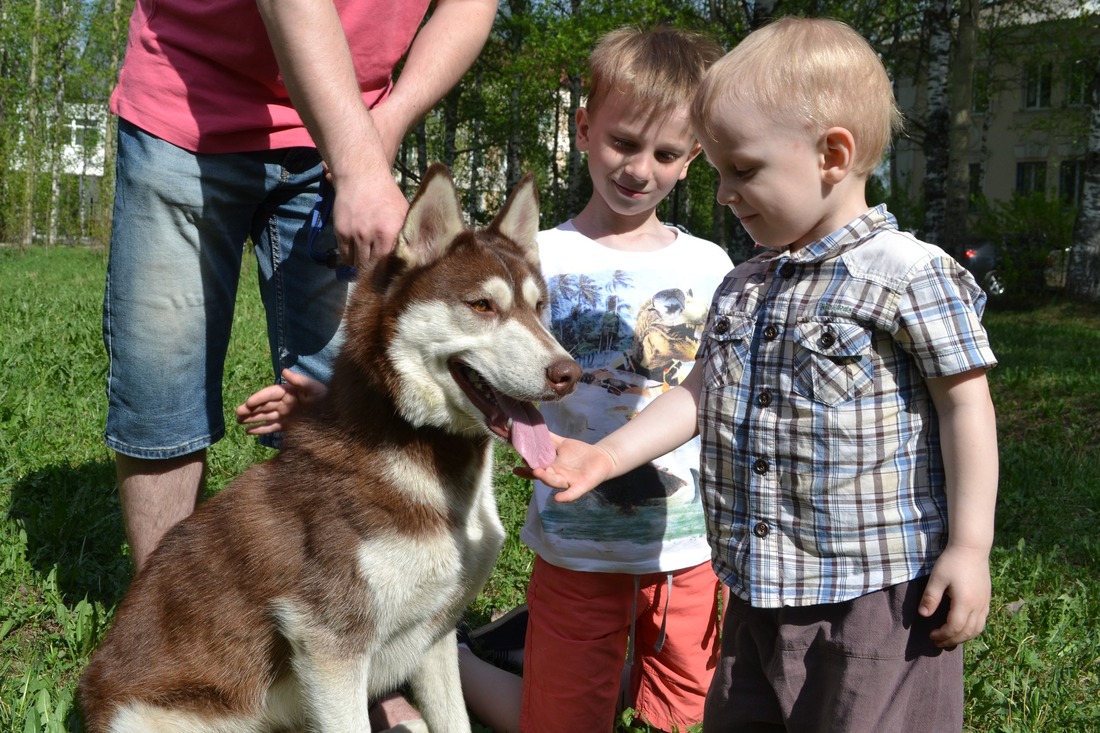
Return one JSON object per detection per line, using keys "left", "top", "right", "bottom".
{"left": 69, "top": 118, "right": 101, "bottom": 150}
{"left": 1016, "top": 161, "right": 1047, "bottom": 196}
{"left": 1059, "top": 159, "right": 1086, "bottom": 205}
{"left": 1065, "top": 59, "right": 1091, "bottom": 107}
{"left": 1024, "top": 61, "right": 1052, "bottom": 109}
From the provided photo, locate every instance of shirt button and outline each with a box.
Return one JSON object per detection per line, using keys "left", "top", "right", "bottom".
{"left": 755, "top": 390, "right": 772, "bottom": 407}
{"left": 752, "top": 457, "right": 769, "bottom": 474}
{"left": 713, "top": 317, "right": 730, "bottom": 335}
{"left": 763, "top": 324, "right": 779, "bottom": 340}
{"left": 753, "top": 521, "right": 770, "bottom": 538}
{"left": 778, "top": 261, "right": 796, "bottom": 278}
{"left": 819, "top": 331, "right": 837, "bottom": 348}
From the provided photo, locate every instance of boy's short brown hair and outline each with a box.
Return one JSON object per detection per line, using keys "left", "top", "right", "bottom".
{"left": 586, "top": 26, "right": 723, "bottom": 120}
{"left": 692, "top": 17, "right": 903, "bottom": 177}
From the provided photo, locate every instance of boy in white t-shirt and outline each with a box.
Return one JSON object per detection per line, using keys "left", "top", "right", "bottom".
{"left": 464, "top": 27, "right": 733, "bottom": 733}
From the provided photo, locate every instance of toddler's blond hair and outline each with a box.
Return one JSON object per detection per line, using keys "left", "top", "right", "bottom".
{"left": 692, "top": 17, "right": 903, "bottom": 177}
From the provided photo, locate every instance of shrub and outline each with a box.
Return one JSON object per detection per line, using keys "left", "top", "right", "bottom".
{"left": 972, "top": 193, "right": 1075, "bottom": 308}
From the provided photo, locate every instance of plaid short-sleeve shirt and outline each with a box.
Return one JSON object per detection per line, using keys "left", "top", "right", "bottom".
{"left": 698, "top": 206, "right": 997, "bottom": 608}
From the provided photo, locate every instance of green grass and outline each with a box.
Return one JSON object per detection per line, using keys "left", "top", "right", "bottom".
{"left": 2, "top": 246, "right": 1099, "bottom": 732}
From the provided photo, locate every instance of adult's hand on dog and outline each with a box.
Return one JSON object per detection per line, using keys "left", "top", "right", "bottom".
{"left": 332, "top": 169, "right": 410, "bottom": 268}
{"left": 236, "top": 369, "right": 328, "bottom": 435}
{"left": 515, "top": 434, "right": 615, "bottom": 503}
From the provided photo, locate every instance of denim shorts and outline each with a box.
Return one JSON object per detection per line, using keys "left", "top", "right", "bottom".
{"left": 103, "top": 119, "right": 348, "bottom": 459}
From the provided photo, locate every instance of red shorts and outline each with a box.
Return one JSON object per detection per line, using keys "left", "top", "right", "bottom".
{"left": 520, "top": 556, "right": 721, "bottom": 732}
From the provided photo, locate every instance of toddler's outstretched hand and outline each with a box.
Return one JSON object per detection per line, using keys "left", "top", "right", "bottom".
{"left": 514, "top": 436, "right": 616, "bottom": 503}
{"left": 236, "top": 368, "right": 328, "bottom": 435}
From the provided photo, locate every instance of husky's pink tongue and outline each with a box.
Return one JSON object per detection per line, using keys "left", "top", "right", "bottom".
{"left": 496, "top": 394, "right": 555, "bottom": 469}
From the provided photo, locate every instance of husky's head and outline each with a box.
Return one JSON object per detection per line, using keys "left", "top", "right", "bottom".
{"left": 376, "top": 165, "right": 580, "bottom": 468}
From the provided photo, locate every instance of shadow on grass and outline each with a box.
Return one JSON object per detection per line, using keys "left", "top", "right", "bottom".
{"left": 7, "top": 461, "right": 132, "bottom": 609}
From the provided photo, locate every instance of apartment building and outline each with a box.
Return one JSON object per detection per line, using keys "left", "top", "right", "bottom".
{"left": 893, "top": 5, "right": 1096, "bottom": 208}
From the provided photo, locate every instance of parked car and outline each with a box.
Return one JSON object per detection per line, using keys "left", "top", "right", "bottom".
{"left": 958, "top": 240, "right": 1006, "bottom": 299}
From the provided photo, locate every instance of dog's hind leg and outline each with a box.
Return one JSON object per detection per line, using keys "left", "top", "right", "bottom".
{"left": 407, "top": 635, "right": 471, "bottom": 733}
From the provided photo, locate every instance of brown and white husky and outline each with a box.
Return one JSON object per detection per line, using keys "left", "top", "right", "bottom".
{"left": 78, "top": 164, "right": 580, "bottom": 733}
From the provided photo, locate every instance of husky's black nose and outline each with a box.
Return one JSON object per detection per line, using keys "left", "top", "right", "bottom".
{"left": 547, "top": 358, "right": 582, "bottom": 397}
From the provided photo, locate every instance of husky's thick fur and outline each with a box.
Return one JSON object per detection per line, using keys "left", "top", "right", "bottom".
{"left": 79, "top": 164, "right": 581, "bottom": 733}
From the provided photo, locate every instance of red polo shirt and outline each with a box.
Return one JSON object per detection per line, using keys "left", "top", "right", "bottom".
{"left": 110, "top": 0, "right": 431, "bottom": 153}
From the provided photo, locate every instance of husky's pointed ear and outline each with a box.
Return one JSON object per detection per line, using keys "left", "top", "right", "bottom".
{"left": 492, "top": 173, "right": 541, "bottom": 269}
{"left": 395, "top": 164, "right": 467, "bottom": 268}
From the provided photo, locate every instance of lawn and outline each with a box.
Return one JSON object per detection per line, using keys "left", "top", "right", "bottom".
{"left": 1, "top": 245, "right": 1098, "bottom": 732}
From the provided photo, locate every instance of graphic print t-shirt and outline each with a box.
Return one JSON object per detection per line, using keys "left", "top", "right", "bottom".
{"left": 521, "top": 221, "right": 734, "bottom": 574}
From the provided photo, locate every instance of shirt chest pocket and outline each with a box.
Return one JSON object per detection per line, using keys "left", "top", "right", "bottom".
{"left": 702, "top": 313, "right": 755, "bottom": 390}
{"left": 792, "top": 320, "right": 874, "bottom": 406}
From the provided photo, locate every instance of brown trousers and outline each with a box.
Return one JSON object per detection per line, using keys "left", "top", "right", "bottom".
{"left": 705, "top": 576, "right": 964, "bottom": 732}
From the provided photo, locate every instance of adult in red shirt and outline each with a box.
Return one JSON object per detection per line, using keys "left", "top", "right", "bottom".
{"left": 103, "top": 0, "right": 499, "bottom": 573}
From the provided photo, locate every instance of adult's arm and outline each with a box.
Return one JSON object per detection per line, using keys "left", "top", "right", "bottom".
{"left": 256, "top": 0, "right": 498, "bottom": 266}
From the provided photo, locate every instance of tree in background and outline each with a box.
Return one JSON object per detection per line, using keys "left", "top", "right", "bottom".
{"left": 0, "top": 0, "right": 128, "bottom": 248}
{"left": 1069, "top": 44, "right": 1100, "bottom": 301}
{"left": 920, "top": 0, "right": 952, "bottom": 248}
{"left": 944, "top": 0, "right": 977, "bottom": 255}
{"left": 6, "top": 0, "right": 1098, "bottom": 303}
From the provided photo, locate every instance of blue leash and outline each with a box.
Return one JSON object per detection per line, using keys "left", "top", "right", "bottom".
{"left": 307, "top": 176, "right": 357, "bottom": 282}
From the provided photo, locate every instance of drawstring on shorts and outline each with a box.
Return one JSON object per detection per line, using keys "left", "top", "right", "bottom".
{"left": 619, "top": 572, "right": 673, "bottom": 712}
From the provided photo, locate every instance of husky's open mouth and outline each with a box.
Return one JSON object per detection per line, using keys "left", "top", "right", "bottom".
{"left": 448, "top": 360, "right": 555, "bottom": 469}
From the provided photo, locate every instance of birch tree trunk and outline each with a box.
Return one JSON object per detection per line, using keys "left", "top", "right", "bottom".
{"left": 48, "top": 81, "right": 63, "bottom": 247}
{"left": 465, "top": 62, "right": 484, "bottom": 224}
{"left": 47, "top": 0, "right": 75, "bottom": 247}
{"left": 920, "top": 0, "right": 953, "bottom": 246}
{"left": 1068, "top": 53, "right": 1100, "bottom": 302}
{"left": 97, "top": 0, "right": 125, "bottom": 239}
{"left": 944, "top": 0, "right": 976, "bottom": 254}
{"left": 21, "top": 0, "right": 42, "bottom": 250}
{"left": 501, "top": 0, "right": 528, "bottom": 194}
{"left": 441, "top": 86, "right": 459, "bottom": 168}
{"left": 563, "top": 73, "right": 584, "bottom": 223}
{"left": 414, "top": 120, "right": 428, "bottom": 179}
